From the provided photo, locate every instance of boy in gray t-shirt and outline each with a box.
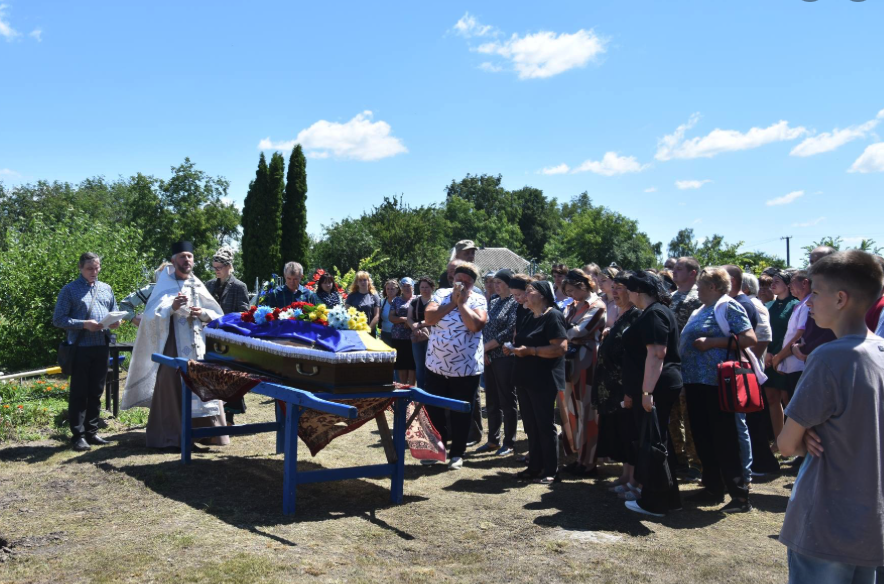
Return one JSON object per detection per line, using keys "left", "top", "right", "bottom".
{"left": 777, "top": 251, "right": 884, "bottom": 583}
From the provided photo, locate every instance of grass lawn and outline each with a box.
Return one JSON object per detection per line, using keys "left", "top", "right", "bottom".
{"left": 0, "top": 387, "right": 793, "bottom": 583}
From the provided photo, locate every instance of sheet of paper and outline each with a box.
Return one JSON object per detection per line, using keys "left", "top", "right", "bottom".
{"left": 100, "top": 311, "right": 128, "bottom": 328}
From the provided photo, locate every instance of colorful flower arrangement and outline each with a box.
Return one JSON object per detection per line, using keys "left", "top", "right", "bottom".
{"left": 239, "top": 301, "right": 370, "bottom": 332}
{"left": 304, "top": 268, "right": 348, "bottom": 300}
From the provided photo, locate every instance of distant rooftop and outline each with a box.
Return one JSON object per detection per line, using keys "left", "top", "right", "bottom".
{"left": 474, "top": 247, "right": 530, "bottom": 276}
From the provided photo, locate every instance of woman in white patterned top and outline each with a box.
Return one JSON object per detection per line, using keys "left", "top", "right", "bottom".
{"left": 422, "top": 262, "right": 488, "bottom": 470}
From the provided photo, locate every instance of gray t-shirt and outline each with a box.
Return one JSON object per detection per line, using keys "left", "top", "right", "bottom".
{"left": 779, "top": 334, "right": 884, "bottom": 567}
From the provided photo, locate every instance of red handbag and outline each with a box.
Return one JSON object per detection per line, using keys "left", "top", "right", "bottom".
{"left": 717, "top": 334, "right": 764, "bottom": 413}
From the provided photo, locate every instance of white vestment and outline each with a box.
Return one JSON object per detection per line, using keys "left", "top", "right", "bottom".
{"left": 122, "top": 266, "right": 223, "bottom": 417}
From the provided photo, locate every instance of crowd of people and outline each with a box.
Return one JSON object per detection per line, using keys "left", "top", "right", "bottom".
{"left": 53, "top": 238, "right": 884, "bottom": 582}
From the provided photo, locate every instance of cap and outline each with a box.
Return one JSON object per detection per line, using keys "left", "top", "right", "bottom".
{"left": 400, "top": 277, "right": 414, "bottom": 286}
{"left": 455, "top": 240, "right": 478, "bottom": 252}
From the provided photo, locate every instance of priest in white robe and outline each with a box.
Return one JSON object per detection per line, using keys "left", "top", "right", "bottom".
{"left": 123, "top": 241, "right": 229, "bottom": 448}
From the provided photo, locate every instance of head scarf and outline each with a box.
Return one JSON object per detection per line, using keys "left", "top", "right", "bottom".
{"left": 772, "top": 269, "right": 793, "bottom": 287}
{"left": 529, "top": 280, "right": 558, "bottom": 309}
{"left": 509, "top": 277, "right": 527, "bottom": 291}
{"left": 494, "top": 269, "right": 514, "bottom": 287}
{"left": 627, "top": 270, "right": 672, "bottom": 306}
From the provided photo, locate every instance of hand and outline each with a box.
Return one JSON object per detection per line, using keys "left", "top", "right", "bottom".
{"left": 484, "top": 354, "right": 491, "bottom": 366}
{"left": 693, "top": 337, "right": 712, "bottom": 352}
{"left": 623, "top": 395, "right": 633, "bottom": 409}
{"left": 172, "top": 293, "right": 188, "bottom": 311}
{"left": 803, "top": 427, "right": 824, "bottom": 457}
{"left": 764, "top": 353, "right": 773, "bottom": 368}
{"left": 189, "top": 306, "right": 203, "bottom": 319}
{"left": 642, "top": 393, "right": 654, "bottom": 412}
{"left": 771, "top": 354, "right": 782, "bottom": 370}
{"left": 600, "top": 328, "right": 610, "bottom": 342}
{"left": 513, "top": 346, "right": 532, "bottom": 358}
{"left": 109, "top": 321, "right": 121, "bottom": 330}
{"left": 83, "top": 320, "right": 103, "bottom": 332}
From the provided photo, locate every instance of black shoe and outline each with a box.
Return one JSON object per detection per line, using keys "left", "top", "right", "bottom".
{"left": 686, "top": 489, "right": 725, "bottom": 504}
{"left": 720, "top": 499, "right": 753, "bottom": 513}
{"left": 72, "top": 437, "right": 91, "bottom": 452}
{"left": 85, "top": 435, "right": 110, "bottom": 446}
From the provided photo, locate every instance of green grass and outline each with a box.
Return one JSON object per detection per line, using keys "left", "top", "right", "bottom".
{"left": 0, "top": 378, "right": 147, "bottom": 443}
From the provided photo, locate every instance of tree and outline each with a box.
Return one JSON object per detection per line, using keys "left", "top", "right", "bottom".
{"left": 281, "top": 145, "right": 310, "bottom": 266}
{"left": 547, "top": 193, "right": 659, "bottom": 270}
{"left": 667, "top": 228, "right": 785, "bottom": 273}
{"left": 241, "top": 153, "right": 282, "bottom": 284}
{"left": 513, "top": 186, "right": 559, "bottom": 260}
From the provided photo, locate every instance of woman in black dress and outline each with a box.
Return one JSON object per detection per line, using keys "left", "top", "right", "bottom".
{"left": 621, "top": 271, "right": 683, "bottom": 516}
{"left": 504, "top": 280, "right": 568, "bottom": 484}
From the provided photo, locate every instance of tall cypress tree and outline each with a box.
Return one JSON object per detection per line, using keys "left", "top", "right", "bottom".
{"left": 241, "top": 153, "right": 282, "bottom": 286}
{"left": 265, "top": 152, "right": 285, "bottom": 276}
{"left": 281, "top": 144, "right": 310, "bottom": 266}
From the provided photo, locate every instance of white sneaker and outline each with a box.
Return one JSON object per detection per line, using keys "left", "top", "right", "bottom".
{"left": 448, "top": 457, "right": 463, "bottom": 470}
{"left": 625, "top": 500, "right": 664, "bottom": 517}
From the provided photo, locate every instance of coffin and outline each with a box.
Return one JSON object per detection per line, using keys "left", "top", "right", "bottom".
{"left": 204, "top": 327, "right": 396, "bottom": 393}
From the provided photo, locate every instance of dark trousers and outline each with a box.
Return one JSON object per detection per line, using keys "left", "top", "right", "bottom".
{"left": 747, "top": 400, "right": 780, "bottom": 474}
{"left": 517, "top": 385, "right": 559, "bottom": 477}
{"left": 425, "top": 370, "right": 480, "bottom": 459}
{"left": 486, "top": 357, "right": 518, "bottom": 448}
{"left": 69, "top": 344, "right": 110, "bottom": 440}
{"left": 469, "top": 392, "right": 483, "bottom": 443}
{"left": 684, "top": 383, "right": 750, "bottom": 501}
{"left": 632, "top": 386, "right": 682, "bottom": 513}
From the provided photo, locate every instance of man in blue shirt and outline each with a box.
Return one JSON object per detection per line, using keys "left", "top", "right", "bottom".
{"left": 263, "top": 261, "right": 320, "bottom": 308}
{"left": 53, "top": 252, "right": 120, "bottom": 451}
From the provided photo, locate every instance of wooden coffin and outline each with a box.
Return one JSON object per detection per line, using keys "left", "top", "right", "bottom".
{"left": 204, "top": 328, "right": 396, "bottom": 393}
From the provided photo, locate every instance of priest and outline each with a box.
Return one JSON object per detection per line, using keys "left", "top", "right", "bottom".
{"left": 122, "top": 241, "right": 229, "bottom": 448}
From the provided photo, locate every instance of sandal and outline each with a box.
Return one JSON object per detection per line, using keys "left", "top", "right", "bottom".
{"left": 535, "top": 476, "right": 556, "bottom": 485}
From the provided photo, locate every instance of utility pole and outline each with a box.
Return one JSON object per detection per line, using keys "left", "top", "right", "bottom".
{"left": 781, "top": 236, "right": 792, "bottom": 267}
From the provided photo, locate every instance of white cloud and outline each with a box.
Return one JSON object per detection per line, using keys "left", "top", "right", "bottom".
{"left": 792, "top": 216, "right": 826, "bottom": 228}
{"left": 478, "top": 62, "right": 502, "bottom": 73}
{"left": 675, "top": 179, "right": 712, "bottom": 190}
{"left": 452, "top": 12, "right": 496, "bottom": 38}
{"left": 28, "top": 28, "right": 40, "bottom": 41}
{"left": 258, "top": 111, "right": 407, "bottom": 161}
{"left": 848, "top": 142, "right": 884, "bottom": 173}
{"left": 0, "top": 168, "right": 21, "bottom": 177}
{"left": 765, "top": 190, "right": 804, "bottom": 206}
{"left": 656, "top": 114, "right": 806, "bottom": 161}
{"left": 476, "top": 29, "right": 607, "bottom": 80}
{"left": 790, "top": 110, "right": 883, "bottom": 157}
{"left": 540, "top": 163, "right": 570, "bottom": 175}
{"left": 692, "top": 219, "right": 703, "bottom": 225}
{"left": 571, "top": 152, "right": 649, "bottom": 176}
{"left": 644, "top": 187, "right": 657, "bottom": 193}
{"left": 0, "top": 4, "right": 20, "bottom": 40}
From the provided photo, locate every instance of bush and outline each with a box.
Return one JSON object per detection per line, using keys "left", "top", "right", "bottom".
{"left": 0, "top": 212, "right": 148, "bottom": 372}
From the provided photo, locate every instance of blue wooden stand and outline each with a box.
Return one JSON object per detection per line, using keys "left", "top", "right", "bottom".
{"left": 150, "top": 353, "right": 470, "bottom": 515}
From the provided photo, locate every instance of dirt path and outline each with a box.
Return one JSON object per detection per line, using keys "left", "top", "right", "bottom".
{"left": 1, "top": 393, "right": 791, "bottom": 583}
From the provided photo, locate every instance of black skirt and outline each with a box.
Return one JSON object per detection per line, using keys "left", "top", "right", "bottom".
{"left": 391, "top": 337, "right": 416, "bottom": 370}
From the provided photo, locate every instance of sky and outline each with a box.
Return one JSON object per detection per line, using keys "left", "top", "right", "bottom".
{"left": 2, "top": 1, "right": 883, "bottom": 265}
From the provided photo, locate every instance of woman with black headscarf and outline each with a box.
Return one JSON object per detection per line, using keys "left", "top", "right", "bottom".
{"left": 621, "top": 270, "right": 683, "bottom": 516}
{"left": 503, "top": 280, "right": 568, "bottom": 484}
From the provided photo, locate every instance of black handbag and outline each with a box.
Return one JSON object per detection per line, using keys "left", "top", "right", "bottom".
{"left": 632, "top": 406, "right": 673, "bottom": 492}
{"left": 57, "top": 289, "right": 98, "bottom": 376}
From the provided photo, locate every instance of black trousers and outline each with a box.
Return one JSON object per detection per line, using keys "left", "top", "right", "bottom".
{"left": 486, "top": 357, "right": 518, "bottom": 448}
{"left": 631, "top": 386, "right": 682, "bottom": 513}
{"left": 516, "top": 385, "right": 559, "bottom": 477}
{"left": 747, "top": 396, "right": 780, "bottom": 474}
{"left": 684, "top": 383, "right": 750, "bottom": 501}
{"left": 425, "top": 370, "right": 480, "bottom": 459}
{"left": 69, "top": 344, "right": 110, "bottom": 440}
{"left": 469, "top": 392, "right": 483, "bottom": 443}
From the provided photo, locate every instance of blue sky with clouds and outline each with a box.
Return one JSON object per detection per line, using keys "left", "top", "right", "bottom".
{"left": 2, "top": 1, "right": 882, "bottom": 263}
